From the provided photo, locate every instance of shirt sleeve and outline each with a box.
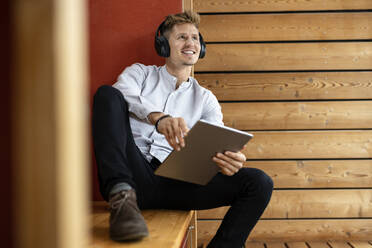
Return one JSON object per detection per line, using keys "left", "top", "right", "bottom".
{"left": 112, "top": 64, "right": 163, "bottom": 122}
{"left": 201, "top": 91, "right": 224, "bottom": 126}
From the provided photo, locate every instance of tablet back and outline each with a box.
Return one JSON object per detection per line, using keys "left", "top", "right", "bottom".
{"left": 154, "top": 120, "right": 253, "bottom": 185}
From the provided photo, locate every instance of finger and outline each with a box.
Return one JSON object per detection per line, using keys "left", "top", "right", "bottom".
{"left": 170, "top": 123, "right": 184, "bottom": 151}
{"left": 172, "top": 120, "right": 185, "bottom": 148}
{"left": 217, "top": 155, "right": 243, "bottom": 173}
{"left": 213, "top": 156, "right": 240, "bottom": 174}
{"left": 170, "top": 121, "right": 183, "bottom": 151}
{"left": 165, "top": 126, "right": 179, "bottom": 151}
{"left": 224, "top": 151, "right": 246, "bottom": 163}
{"left": 159, "top": 118, "right": 181, "bottom": 151}
{"left": 225, "top": 151, "right": 246, "bottom": 162}
{"left": 177, "top": 121, "right": 187, "bottom": 148}
{"left": 240, "top": 145, "right": 247, "bottom": 152}
{"left": 164, "top": 133, "right": 177, "bottom": 150}
{"left": 176, "top": 131, "right": 185, "bottom": 148}
{"left": 213, "top": 156, "right": 235, "bottom": 176}
{"left": 219, "top": 166, "right": 235, "bottom": 176}
{"left": 179, "top": 118, "right": 189, "bottom": 137}
{"left": 217, "top": 153, "right": 243, "bottom": 169}
{"left": 218, "top": 163, "right": 236, "bottom": 176}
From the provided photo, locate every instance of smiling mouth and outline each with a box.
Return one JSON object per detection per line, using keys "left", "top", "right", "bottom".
{"left": 182, "top": 50, "right": 196, "bottom": 55}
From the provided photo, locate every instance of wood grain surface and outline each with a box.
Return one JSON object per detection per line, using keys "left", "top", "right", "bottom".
{"left": 195, "top": 43, "right": 372, "bottom": 72}
{"left": 194, "top": 0, "right": 372, "bottom": 13}
{"left": 200, "top": 13, "right": 372, "bottom": 42}
{"left": 198, "top": 189, "right": 372, "bottom": 219}
{"left": 221, "top": 101, "right": 372, "bottom": 130}
{"left": 196, "top": 72, "right": 372, "bottom": 101}
{"left": 245, "top": 160, "right": 372, "bottom": 188}
{"left": 242, "top": 131, "right": 372, "bottom": 159}
{"left": 198, "top": 219, "right": 372, "bottom": 242}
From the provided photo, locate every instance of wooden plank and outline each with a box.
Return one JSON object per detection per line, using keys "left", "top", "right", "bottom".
{"left": 194, "top": 43, "right": 372, "bottom": 72}
{"left": 328, "top": 241, "right": 352, "bottom": 248}
{"left": 200, "top": 13, "right": 372, "bottom": 42}
{"left": 242, "top": 131, "right": 372, "bottom": 159}
{"left": 191, "top": 208, "right": 197, "bottom": 248}
{"left": 194, "top": 0, "right": 372, "bottom": 13}
{"left": 287, "top": 242, "right": 309, "bottom": 248}
{"left": 13, "top": 0, "right": 89, "bottom": 247}
{"left": 55, "top": 0, "right": 90, "bottom": 247}
{"left": 196, "top": 72, "right": 372, "bottom": 101}
{"left": 348, "top": 241, "right": 372, "bottom": 248}
{"left": 307, "top": 242, "right": 330, "bottom": 248}
{"left": 202, "top": 240, "right": 265, "bottom": 248}
{"left": 91, "top": 202, "right": 195, "bottom": 248}
{"left": 246, "top": 160, "right": 372, "bottom": 188}
{"left": 13, "top": 1, "right": 57, "bottom": 246}
{"left": 203, "top": 240, "right": 372, "bottom": 248}
{"left": 246, "top": 241, "right": 266, "bottom": 248}
{"left": 198, "top": 189, "right": 372, "bottom": 219}
{"left": 197, "top": 219, "right": 372, "bottom": 243}
{"left": 265, "top": 242, "right": 286, "bottom": 248}
{"left": 222, "top": 101, "right": 372, "bottom": 130}
{"left": 183, "top": 0, "right": 192, "bottom": 11}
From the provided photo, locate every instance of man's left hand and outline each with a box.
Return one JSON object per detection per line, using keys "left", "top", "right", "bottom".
{"left": 212, "top": 147, "right": 246, "bottom": 176}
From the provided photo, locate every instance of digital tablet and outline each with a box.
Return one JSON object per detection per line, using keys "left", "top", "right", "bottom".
{"left": 154, "top": 120, "right": 253, "bottom": 185}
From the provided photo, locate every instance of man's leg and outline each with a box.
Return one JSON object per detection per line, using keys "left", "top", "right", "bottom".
{"left": 92, "top": 85, "right": 155, "bottom": 202}
{"left": 147, "top": 167, "right": 273, "bottom": 248}
{"left": 92, "top": 85, "right": 156, "bottom": 240}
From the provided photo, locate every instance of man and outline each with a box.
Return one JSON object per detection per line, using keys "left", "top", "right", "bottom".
{"left": 92, "top": 11, "right": 273, "bottom": 248}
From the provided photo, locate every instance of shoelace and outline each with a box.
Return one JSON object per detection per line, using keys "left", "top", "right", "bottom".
{"left": 109, "top": 192, "right": 129, "bottom": 210}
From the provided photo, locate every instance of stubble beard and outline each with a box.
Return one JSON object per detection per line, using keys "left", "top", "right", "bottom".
{"left": 183, "top": 62, "right": 195, "bottom": 66}
{"left": 182, "top": 58, "right": 198, "bottom": 66}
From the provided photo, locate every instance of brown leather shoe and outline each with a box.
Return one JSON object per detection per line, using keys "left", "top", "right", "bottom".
{"left": 109, "top": 189, "right": 149, "bottom": 241}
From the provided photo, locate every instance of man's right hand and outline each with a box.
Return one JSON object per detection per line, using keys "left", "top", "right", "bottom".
{"left": 148, "top": 113, "right": 189, "bottom": 151}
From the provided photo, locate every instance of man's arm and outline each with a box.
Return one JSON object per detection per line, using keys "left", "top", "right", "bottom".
{"left": 113, "top": 64, "right": 162, "bottom": 122}
{"left": 148, "top": 112, "right": 189, "bottom": 152}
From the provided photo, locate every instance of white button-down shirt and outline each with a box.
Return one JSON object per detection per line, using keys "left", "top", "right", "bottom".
{"left": 113, "top": 63, "right": 223, "bottom": 162}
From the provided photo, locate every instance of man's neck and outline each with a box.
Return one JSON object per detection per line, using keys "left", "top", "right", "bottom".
{"left": 165, "top": 63, "right": 192, "bottom": 89}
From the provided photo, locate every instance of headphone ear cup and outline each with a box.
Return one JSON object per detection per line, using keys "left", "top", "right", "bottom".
{"left": 155, "top": 36, "right": 170, "bottom": 57}
{"left": 199, "top": 33, "right": 206, "bottom": 59}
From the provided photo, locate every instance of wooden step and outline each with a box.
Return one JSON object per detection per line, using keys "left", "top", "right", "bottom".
{"left": 201, "top": 240, "right": 372, "bottom": 248}
{"left": 91, "top": 201, "right": 196, "bottom": 248}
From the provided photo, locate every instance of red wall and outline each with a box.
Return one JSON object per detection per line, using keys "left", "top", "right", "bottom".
{"left": 89, "top": 0, "right": 182, "bottom": 200}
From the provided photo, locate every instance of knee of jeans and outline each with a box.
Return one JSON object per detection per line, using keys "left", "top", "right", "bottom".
{"left": 95, "top": 85, "right": 118, "bottom": 99}
{"left": 94, "top": 85, "right": 127, "bottom": 107}
{"left": 257, "top": 169, "right": 273, "bottom": 194}
{"left": 242, "top": 168, "right": 274, "bottom": 197}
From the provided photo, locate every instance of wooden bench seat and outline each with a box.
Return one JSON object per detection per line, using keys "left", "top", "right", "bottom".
{"left": 91, "top": 202, "right": 197, "bottom": 248}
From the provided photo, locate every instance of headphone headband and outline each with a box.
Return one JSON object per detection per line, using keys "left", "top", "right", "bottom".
{"left": 154, "top": 21, "right": 206, "bottom": 59}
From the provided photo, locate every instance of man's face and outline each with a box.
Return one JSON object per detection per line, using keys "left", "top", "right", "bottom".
{"left": 166, "top": 23, "right": 201, "bottom": 67}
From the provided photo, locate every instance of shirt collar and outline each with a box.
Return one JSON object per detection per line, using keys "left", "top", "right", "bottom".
{"left": 161, "top": 65, "right": 177, "bottom": 84}
{"left": 161, "top": 65, "right": 192, "bottom": 90}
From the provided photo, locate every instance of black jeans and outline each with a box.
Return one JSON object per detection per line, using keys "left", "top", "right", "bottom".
{"left": 92, "top": 85, "right": 273, "bottom": 248}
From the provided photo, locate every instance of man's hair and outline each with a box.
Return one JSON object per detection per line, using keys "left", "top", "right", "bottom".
{"left": 161, "top": 11, "right": 200, "bottom": 38}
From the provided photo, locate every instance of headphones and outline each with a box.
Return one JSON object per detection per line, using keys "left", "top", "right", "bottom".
{"left": 154, "top": 20, "right": 206, "bottom": 59}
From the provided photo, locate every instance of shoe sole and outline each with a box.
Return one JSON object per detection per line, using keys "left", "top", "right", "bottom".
{"left": 110, "top": 231, "right": 149, "bottom": 241}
